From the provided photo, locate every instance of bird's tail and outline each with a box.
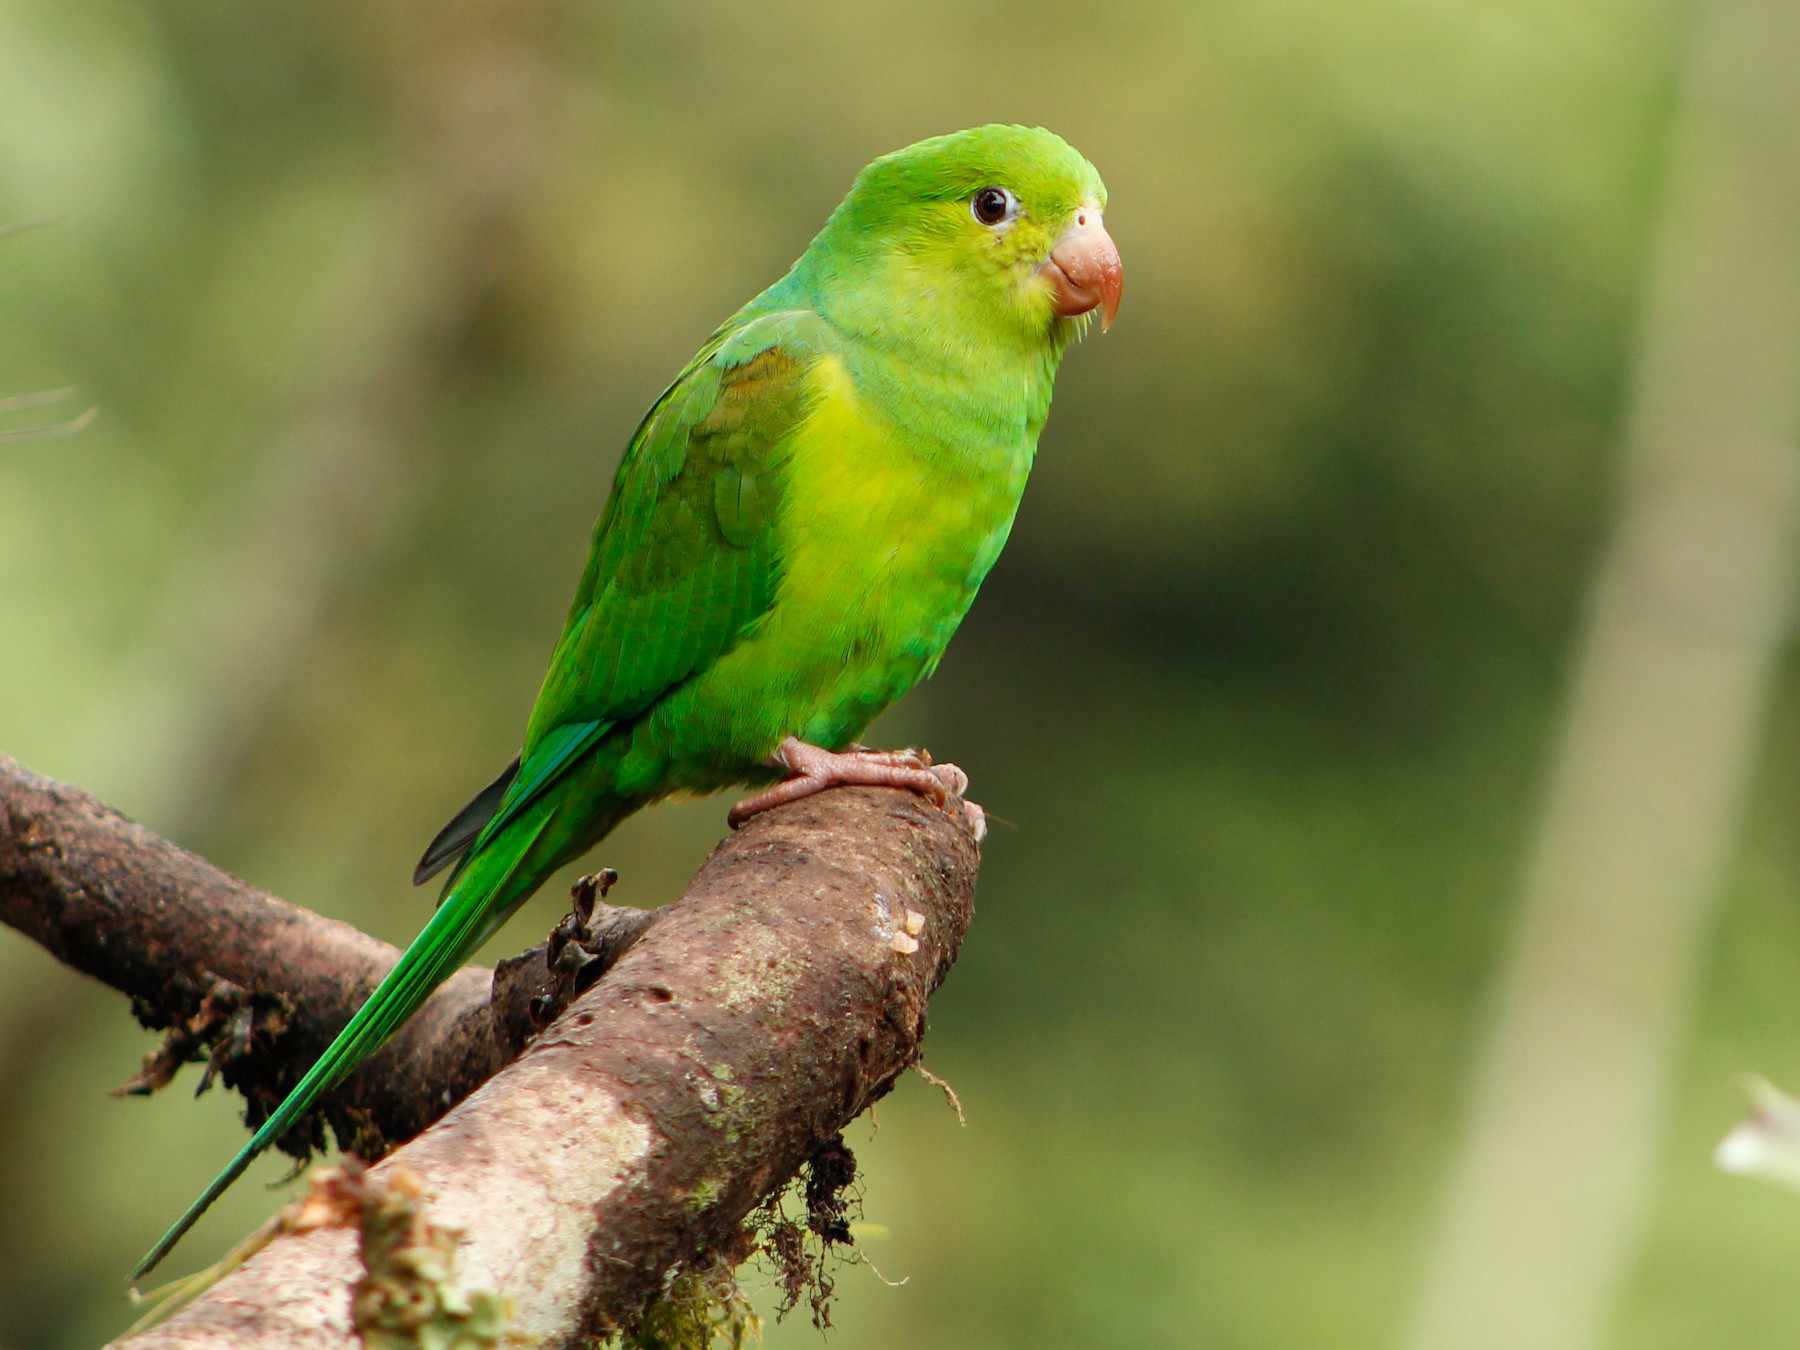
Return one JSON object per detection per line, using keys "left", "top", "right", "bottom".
{"left": 129, "top": 812, "right": 554, "bottom": 1282}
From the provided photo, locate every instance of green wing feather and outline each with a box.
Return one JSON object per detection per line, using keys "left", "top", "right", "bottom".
{"left": 525, "top": 312, "right": 828, "bottom": 735}
{"left": 426, "top": 308, "right": 831, "bottom": 882}
{"left": 135, "top": 308, "right": 833, "bottom": 1280}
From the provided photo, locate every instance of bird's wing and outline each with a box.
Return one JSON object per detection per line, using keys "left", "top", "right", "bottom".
{"left": 420, "top": 308, "right": 833, "bottom": 881}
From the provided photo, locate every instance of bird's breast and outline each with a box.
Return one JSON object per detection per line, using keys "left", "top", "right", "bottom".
{"left": 781, "top": 358, "right": 1027, "bottom": 640}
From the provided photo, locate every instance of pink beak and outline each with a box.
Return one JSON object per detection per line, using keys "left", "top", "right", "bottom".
{"left": 1040, "top": 209, "right": 1122, "bottom": 331}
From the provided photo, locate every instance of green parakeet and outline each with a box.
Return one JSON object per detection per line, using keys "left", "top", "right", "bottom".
{"left": 135, "top": 123, "right": 1120, "bottom": 1278}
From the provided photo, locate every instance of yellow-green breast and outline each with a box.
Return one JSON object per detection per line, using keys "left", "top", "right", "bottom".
{"left": 626, "top": 347, "right": 1037, "bottom": 793}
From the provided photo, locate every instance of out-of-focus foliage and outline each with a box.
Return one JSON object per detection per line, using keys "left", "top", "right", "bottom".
{"left": 4, "top": 1, "right": 1800, "bottom": 1347}
{"left": 1717, "top": 1078, "right": 1800, "bottom": 1194}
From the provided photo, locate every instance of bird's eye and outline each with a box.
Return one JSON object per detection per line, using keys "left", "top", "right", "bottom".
{"left": 970, "top": 187, "right": 1016, "bottom": 227}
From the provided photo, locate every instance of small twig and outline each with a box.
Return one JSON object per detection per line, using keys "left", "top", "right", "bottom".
{"left": 0, "top": 213, "right": 60, "bottom": 241}
{"left": 0, "top": 386, "right": 74, "bottom": 413}
{"left": 0, "top": 403, "right": 97, "bottom": 443}
{"left": 912, "top": 1063, "right": 966, "bottom": 1126}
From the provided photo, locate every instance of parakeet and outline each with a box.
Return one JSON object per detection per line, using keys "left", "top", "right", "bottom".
{"left": 135, "top": 123, "right": 1120, "bottom": 1278}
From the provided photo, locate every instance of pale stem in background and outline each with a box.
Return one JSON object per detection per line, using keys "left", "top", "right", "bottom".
{"left": 0, "top": 387, "right": 97, "bottom": 442}
{"left": 64, "top": 14, "right": 548, "bottom": 840}
{"left": 1403, "top": 1, "right": 1800, "bottom": 1348}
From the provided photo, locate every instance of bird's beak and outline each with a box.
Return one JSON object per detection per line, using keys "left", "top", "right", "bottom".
{"left": 1039, "top": 208, "right": 1122, "bottom": 332}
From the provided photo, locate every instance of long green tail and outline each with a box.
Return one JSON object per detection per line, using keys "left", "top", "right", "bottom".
{"left": 130, "top": 815, "right": 551, "bottom": 1281}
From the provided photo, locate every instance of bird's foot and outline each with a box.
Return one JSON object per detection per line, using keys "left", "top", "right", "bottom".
{"left": 729, "top": 736, "right": 985, "bottom": 840}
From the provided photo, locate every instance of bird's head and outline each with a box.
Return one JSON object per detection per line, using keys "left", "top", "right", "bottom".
{"left": 797, "top": 125, "right": 1120, "bottom": 359}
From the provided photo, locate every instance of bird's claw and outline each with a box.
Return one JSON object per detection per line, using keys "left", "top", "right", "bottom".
{"left": 956, "top": 795, "right": 987, "bottom": 842}
{"left": 845, "top": 744, "right": 933, "bottom": 771}
{"left": 926, "top": 761, "right": 969, "bottom": 800}
{"left": 729, "top": 737, "right": 984, "bottom": 840}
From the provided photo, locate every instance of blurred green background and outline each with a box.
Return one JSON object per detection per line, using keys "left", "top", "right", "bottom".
{"left": 5, "top": 1, "right": 1800, "bottom": 1346}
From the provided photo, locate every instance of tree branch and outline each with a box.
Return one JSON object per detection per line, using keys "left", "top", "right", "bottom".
{"left": 0, "top": 751, "right": 636, "bottom": 1159}
{"left": 0, "top": 753, "right": 979, "bottom": 1345}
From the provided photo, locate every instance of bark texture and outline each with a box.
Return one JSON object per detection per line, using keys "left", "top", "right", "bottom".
{"left": 0, "top": 752, "right": 653, "bottom": 1159}
{"left": 0, "top": 753, "right": 979, "bottom": 1347}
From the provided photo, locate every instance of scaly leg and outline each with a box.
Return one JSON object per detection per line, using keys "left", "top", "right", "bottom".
{"left": 729, "top": 737, "right": 985, "bottom": 840}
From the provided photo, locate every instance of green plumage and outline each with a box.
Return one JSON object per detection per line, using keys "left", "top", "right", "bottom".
{"left": 135, "top": 124, "right": 1110, "bottom": 1278}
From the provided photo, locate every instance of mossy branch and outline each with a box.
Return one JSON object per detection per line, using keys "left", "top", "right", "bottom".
{"left": 0, "top": 752, "right": 626, "bottom": 1162}
{"left": 0, "top": 753, "right": 978, "bottom": 1347}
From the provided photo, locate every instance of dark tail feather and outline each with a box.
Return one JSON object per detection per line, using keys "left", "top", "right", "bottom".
{"left": 414, "top": 756, "right": 519, "bottom": 886}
